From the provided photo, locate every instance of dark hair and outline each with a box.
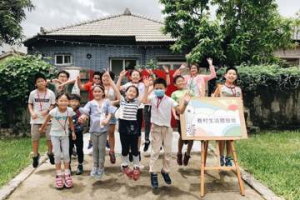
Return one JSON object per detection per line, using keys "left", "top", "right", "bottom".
{"left": 125, "top": 85, "right": 139, "bottom": 97}
{"left": 57, "top": 70, "right": 70, "bottom": 79}
{"left": 101, "top": 71, "right": 115, "bottom": 81}
{"left": 173, "top": 75, "right": 184, "bottom": 84}
{"left": 92, "top": 85, "right": 106, "bottom": 97}
{"left": 56, "top": 92, "right": 70, "bottom": 101}
{"left": 130, "top": 69, "right": 142, "bottom": 78}
{"left": 154, "top": 78, "right": 167, "bottom": 88}
{"left": 34, "top": 73, "right": 46, "bottom": 83}
{"left": 189, "top": 63, "right": 200, "bottom": 70}
{"left": 69, "top": 94, "right": 81, "bottom": 102}
{"left": 225, "top": 67, "right": 238, "bottom": 74}
{"left": 93, "top": 71, "right": 102, "bottom": 77}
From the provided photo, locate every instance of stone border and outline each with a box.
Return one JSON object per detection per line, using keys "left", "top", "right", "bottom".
{"left": 209, "top": 146, "right": 284, "bottom": 200}
{"left": 0, "top": 153, "right": 48, "bottom": 200}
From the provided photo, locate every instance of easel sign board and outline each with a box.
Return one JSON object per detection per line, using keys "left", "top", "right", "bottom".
{"left": 180, "top": 97, "right": 248, "bottom": 141}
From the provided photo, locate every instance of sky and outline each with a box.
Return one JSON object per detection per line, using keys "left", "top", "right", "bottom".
{"left": 20, "top": 0, "right": 300, "bottom": 38}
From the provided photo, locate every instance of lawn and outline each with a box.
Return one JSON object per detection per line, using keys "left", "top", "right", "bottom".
{"left": 236, "top": 131, "right": 300, "bottom": 200}
{"left": 0, "top": 137, "right": 47, "bottom": 187}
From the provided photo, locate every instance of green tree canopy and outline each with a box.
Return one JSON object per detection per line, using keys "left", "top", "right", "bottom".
{"left": 160, "top": 0, "right": 295, "bottom": 66}
{"left": 0, "top": 0, "right": 34, "bottom": 45}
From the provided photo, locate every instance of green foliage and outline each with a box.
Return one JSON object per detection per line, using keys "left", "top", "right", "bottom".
{"left": 160, "top": 0, "right": 295, "bottom": 66}
{"left": 0, "top": 0, "right": 34, "bottom": 45}
{"left": 216, "top": 65, "right": 300, "bottom": 92}
{"left": 236, "top": 131, "right": 300, "bottom": 200}
{"left": 0, "top": 55, "right": 56, "bottom": 125}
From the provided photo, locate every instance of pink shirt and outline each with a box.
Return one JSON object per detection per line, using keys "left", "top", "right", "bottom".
{"left": 173, "top": 65, "right": 216, "bottom": 97}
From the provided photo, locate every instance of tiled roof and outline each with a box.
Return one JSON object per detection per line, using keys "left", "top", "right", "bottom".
{"left": 40, "top": 8, "right": 175, "bottom": 42}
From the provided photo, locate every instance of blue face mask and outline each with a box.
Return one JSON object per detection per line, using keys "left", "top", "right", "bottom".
{"left": 154, "top": 89, "right": 165, "bottom": 97}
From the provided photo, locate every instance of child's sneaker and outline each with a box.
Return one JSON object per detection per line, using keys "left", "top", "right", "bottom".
{"left": 150, "top": 173, "right": 159, "bottom": 188}
{"left": 55, "top": 175, "right": 64, "bottom": 189}
{"left": 183, "top": 153, "right": 191, "bottom": 166}
{"left": 32, "top": 153, "right": 40, "bottom": 168}
{"left": 96, "top": 168, "right": 104, "bottom": 179}
{"left": 132, "top": 167, "right": 140, "bottom": 181}
{"left": 220, "top": 155, "right": 225, "bottom": 166}
{"left": 47, "top": 153, "right": 55, "bottom": 165}
{"left": 177, "top": 153, "right": 183, "bottom": 166}
{"left": 88, "top": 140, "right": 93, "bottom": 149}
{"left": 90, "top": 167, "right": 97, "bottom": 177}
{"left": 161, "top": 170, "right": 172, "bottom": 185}
{"left": 225, "top": 156, "right": 233, "bottom": 166}
{"left": 122, "top": 166, "right": 133, "bottom": 179}
{"left": 76, "top": 164, "right": 83, "bottom": 175}
{"left": 143, "top": 140, "right": 150, "bottom": 152}
{"left": 64, "top": 174, "right": 73, "bottom": 188}
{"left": 109, "top": 151, "right": 116, "bottom": 164}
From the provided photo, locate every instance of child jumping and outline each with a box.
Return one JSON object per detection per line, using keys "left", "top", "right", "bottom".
{"left": 28, "top": 73, "right": 56, "bottom": 168}
{"left": 212, "top": 67, "right": 242, "bottom": 166}
{"left": 79, "top": 71, "right": 120, "bottom": 179}
{"left": 142, "top": 77, "right": 191, "bottom": 189}
{"left": 40, "top": 92, "right": 76, "bottom": 189}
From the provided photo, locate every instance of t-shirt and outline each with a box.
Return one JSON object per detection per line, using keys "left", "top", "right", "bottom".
{"left": 118, "top": 96, "right": 140, "bottom": 121}
{"left": 28, "top": 89, "right": 56, "bottom": 124}
{"left": 84, "top": 82, "right": 95, "bottom": 101}
{"left": 49, "top": 82, "right": 74, "bottom": 96}
{"left": 49, "top": 107, "right": 76, "bottom": 137}
{"left": 220, "top": 85, "right": 242, "bottom": 97}
{"left": 171, "top": 89, "right": 190, "bottom": 103}
{"left": 123, "top": 82, "right": 145, "bottom": 109}
{"left": 105, "top": 87, "right": 116, "bottom": 102}
{"left": 148, "top": 95, "right": 178, "bottom": 127}
{"left": 80, "top": 99, "right": 116, "bottom": 133}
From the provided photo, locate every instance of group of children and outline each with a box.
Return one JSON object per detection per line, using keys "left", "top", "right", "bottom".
{"left": 28, "top": 58, "right": 242, "bottom": 189}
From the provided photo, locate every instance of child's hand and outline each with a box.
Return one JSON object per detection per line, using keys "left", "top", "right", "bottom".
{"left": 72, "top": 132, "right": 76, "bottom": 140}
{"left": 163, "top": 65, "right": 170, "bottom": 73}
{"left": 101, "top": 119, "right": 109, "bottom": 127}
{"left": 207, "top": 57, "right": 213, "bottom": 66}
{"left": 119, "top": 70, "right": 126, "bottom": 77}
{"left": 78, "top": 115, "right": 87, "bottom": 123}
{"left": 180, "top": 63, "right": 187, "bottom": 70}
{"left": 143, "top": 76, "right": 151, "bottom": 88}
{"left": 31, "top": 112, "right": 38, "bottom": 119}
{"left": 52, "top": 79, "right": 59, "bottom": 83}
{"left": 174, "top": 114, "right": 179, "bottom": 120}
{"left": 39, "top": 127, "right": 44, "bottom": 134}
{"left": 184, "top": 92, "right": 191, "bottom": 105}
{"left": 145, "top": 68, "right": 153, "bottom": 75}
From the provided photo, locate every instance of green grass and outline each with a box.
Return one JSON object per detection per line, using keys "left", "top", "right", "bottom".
{"left": 0, "top": 137, "right": 47, "bottom": 187}
{"left": 236, "top": 131, "right": 300, "bottom": 200}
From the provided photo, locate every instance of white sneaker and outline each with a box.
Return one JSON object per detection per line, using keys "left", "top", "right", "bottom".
{"left": 96, "top": 168, "right": 104, "bottom": 179}
{"left": 90, "top": 167, "right": 98, "bottom": 177}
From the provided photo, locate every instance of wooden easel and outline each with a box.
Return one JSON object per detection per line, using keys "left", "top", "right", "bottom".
{"left": 200, "top": 140, "right": 245, "bottom": 197}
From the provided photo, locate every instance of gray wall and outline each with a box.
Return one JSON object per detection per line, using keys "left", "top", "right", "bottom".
{"left": 28, "top": 44, "right": 179, "bottom": 71}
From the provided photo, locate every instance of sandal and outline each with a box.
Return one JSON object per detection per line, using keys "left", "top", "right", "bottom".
{"left": 55, "top": 175, "right": 64, "bottom": 189}
{"left": 109, "top": 151, "right": 116, "bottom": 164}
{"left": 64, "top": 174, "right": 73, "bottom": 188}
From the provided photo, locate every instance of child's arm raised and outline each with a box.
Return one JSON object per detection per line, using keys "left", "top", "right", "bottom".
{"left": 202, "top": 58, "right": 216, "bottom": 81}
{"left": 173, "top": 63, "right": 186, "bottom": 78}
{"left": 142, "top": 77, "right": 151, "bottom": 104}
{"left": 39, "top": 114, "right": 52, "bottom": 133}
{"left": 77, "top": 75, "right": 86, "bottom": 91}
{"left": 116, "top": 70, "right": 127, "bottom": 91}
{"left": 68, "top": 116, "right": 76, "bottom": 140}
{"left": 164, "top": 66, "right": 171, "bottom": 86}
{"left": 105, "top": 71, "right": 121, "bottom": 105}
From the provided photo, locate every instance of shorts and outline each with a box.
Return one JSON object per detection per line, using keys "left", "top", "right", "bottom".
{"left": 109, "top": 116, "right": 117, "bottom": 125}
{"left": 31, "top": 124, "right": 51, "bottom": 141}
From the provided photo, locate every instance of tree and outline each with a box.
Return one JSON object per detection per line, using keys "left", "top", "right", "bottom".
{"left": 160, "top": 0, "right": 294, "bottom": 66}
{"left": 0, "top": 0, "right": 34, "bottom": 45}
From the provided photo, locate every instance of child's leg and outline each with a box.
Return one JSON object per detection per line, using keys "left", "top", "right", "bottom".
{"left": 162, "top": 127, "right": 173, "bottom": 173}
{"left": 186, "top": 141, "right": 194, "bottom": 156}
{"left": 91, "top": 133, "right": 99, "bottom": 168}
{"left": 143, "top": 106, "right": 151, "bottom": 142}
{"left": 98, "top": 132, "right": 107, "bottom": 169}
{"left": 69, "top": 134, "right": 74, "bottom": 165}
{"left": 177, "top": 120, "right": 184, "bottom": 165}
{"left": 131, "top": 135, "right": 140, "bottom": 167}
{"left": 51, "top": 136, "right": 62, "bottom": 172}
{"left": 61, "top": 136, "right": 70, "bottom": 171}
{"left": 218, "top": 141, "right": 225, "bottom": 156}
{"left": 31, "top": 124, "right": 40, "bottom": 156}
{"left": 119, "top": 132, "right": 130, "bottom": 166}
{"left": 136, "top": 109, "right": 143, "bottom": 150}
{"left": 226, "top": 141, "right": 233, "bottom": 156}
{"left": 108, "top": 124, "right": 116, "bottom": 153}
{"left": 149, "top": 125, "right": 162, "bottom": 174}
{"left": 75, "top": 131, "right": 84, "bottom": 165}
{"left": 45, "top": 125, "right": 53, "bottom": 154}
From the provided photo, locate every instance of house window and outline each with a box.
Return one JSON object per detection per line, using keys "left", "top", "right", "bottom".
{"left": 55, "top": 54, "right": 72, "bottom": 65}
{"left": 110, "top": 59, "right": 137, "bottom": 75}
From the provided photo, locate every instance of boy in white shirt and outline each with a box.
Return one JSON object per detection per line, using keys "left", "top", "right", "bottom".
{"left": 143, "top": 77, "right": 191, "bottom": 188}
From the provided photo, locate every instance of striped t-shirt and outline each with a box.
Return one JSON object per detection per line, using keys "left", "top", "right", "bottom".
{"left": 119, "top": 96, "right": 140, "bottom": 121}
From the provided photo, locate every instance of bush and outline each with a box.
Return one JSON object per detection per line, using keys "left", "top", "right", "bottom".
{"left": 0, "top": 55, "right": 56, "bottom": 127}
{"left": 215, "top": 65, "right": 300, "bottom": 93}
